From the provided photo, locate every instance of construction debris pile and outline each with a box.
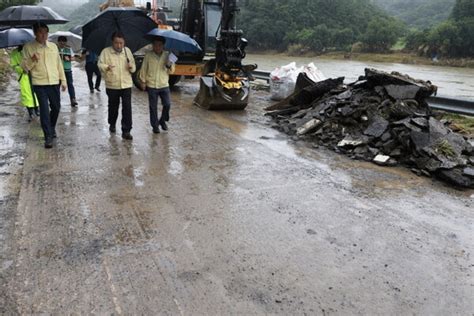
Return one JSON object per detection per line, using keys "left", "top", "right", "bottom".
{"left": 265, "top": 68, "right": 474, "bottom": 188}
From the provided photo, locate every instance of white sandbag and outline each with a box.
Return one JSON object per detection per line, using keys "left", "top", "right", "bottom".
{"left": 304, "top": 62, "right": 326, "bottom": 82}
{"left": 269, "top": 62, "right": 326, "bottom": 101}
{"left": 270, "top": 62, "right": 298, "bottom": 101}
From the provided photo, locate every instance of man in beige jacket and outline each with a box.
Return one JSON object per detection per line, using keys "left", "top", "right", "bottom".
{"left": 98, "top": 32, "right": 136, "bottom": 140}
{"left": 138, "top": 37, "right": 175, "bottom": 133}
{"left": 22, "top": 22, "right": 67, "bottom": 148}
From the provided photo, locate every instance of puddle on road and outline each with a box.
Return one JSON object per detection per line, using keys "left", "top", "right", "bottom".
{"left": 169, "top": 160, "right": 184, "bottom": 176}
{"left": 207, "top": 111, "right": 301, "bottom": 159}
{"left": 80, "top": 200, "right": 92, "bottom": 220}
{"left": 208, "top": 107, "right": 474, "bottom": 197}
{"left": 133, "top": 166, "right": 145, "bottom": 187}
{"left": 206, "top": 110, "right": 341, "bottom": 176}
{"left": 124, "top": 165, "right": 145, "bottom": 187}
{"left": 0, "top": 130, "right": 17, "bottom": 148}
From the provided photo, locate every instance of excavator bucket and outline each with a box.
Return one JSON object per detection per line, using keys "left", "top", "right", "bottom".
{"left": 193, "top": 76, "right": 250, "bottom": 110}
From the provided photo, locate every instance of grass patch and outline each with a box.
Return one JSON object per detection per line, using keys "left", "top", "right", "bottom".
{"left": 391, "top": 39, "right": 406, "bottom": 51}
{"left": 435, "top": 139, "right": 456, "bottom": 157}
{"left": 442, "top": 113, "right": 474, "bottom": 136}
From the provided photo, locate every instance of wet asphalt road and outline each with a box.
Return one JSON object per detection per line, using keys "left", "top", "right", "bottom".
{"left": 0, "top": 64, "right": 473, "bottom": 315}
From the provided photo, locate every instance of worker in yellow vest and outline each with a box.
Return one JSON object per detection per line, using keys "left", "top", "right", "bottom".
{"left": 10, "top": 45, "right": 39, "bottom": 121}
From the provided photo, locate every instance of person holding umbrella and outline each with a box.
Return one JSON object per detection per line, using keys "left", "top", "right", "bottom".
{"left": 138, "top": 36, "right": 175, "bottom": 133}
{"left": 98, "top": 31, "right": 136, "bottom": 140}
{"left": 22, "top": 22, "right": 66, "bottom": 149}
{"left": 10, "top": 44, "right": 39, "bottom": 121}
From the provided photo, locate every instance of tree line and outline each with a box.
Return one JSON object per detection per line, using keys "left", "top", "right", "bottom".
{"left": 406, "top": 0, "right": 474, "bottom": 58}
{"left": 239, "top": 0, "right": 405, "bottom": 53}
{"left": 0, "top": 0, "right": 37, "bottom": 11}
{"left": 239, "top": 0, "right": 474, "bottom": 58}
{"left": 372, "top": 0, "right": 455, "bottom": 29}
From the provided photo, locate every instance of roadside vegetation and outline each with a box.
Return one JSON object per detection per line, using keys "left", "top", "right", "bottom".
{"left": 441, "top": 113, "right": 474, "bottom": 136}
{"left": 0, "top": 0, "right": 36, "bottom": 11}
{"left": 374, "top": 0, "right": 456, "bottom": 29}
{"left": 240, "top": 0, "right": 474, "bottom": 66}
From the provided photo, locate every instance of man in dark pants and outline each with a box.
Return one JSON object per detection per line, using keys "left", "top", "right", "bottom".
{"left": 98, "top": 32, "right": 136, "bottom": 140}
{"left": 82, "top": 49, "right": 101, "bottom": 93}
{"left": 22, "top": 22, "right": 66, "bottom": 148}
{"left": 138, "top": 37, "right": 175, "bottom": 133}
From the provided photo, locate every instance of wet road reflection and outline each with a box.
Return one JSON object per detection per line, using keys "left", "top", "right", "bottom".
{"left": 1, "top": 62, "right": 473, "bottom": 314}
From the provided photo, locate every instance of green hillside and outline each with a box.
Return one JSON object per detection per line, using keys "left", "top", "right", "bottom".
{"left": 53, "top": 0, "right": 103, "bottom": 32}
{"left": 240, "top": 0, "right": 403, "bottom": 52}
{"left": 372, "top": 0, "right": 456, "bottom": 29}
{"left": 406, "top": 0, "right": 474, "bottom": 57}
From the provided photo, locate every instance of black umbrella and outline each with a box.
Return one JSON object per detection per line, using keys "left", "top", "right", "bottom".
{"left": 0, "top": 5, "right": 68, "bottom": 26}
{"left": 82, "top": 7, "right": 156, "bottom": 54}
{"left": 146, "top": 28, "right": 202, "bottom": 53}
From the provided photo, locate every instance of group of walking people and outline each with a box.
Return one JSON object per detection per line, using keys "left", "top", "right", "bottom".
{"left": 12, "top": 22, "right": 175, "bottom": 148}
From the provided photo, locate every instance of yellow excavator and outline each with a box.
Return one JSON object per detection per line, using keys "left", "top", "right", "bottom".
{"left": 139, "top": 0, "right": 257, "bottom": 110}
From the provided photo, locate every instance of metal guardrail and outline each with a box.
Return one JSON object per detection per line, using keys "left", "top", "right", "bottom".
{"left": 252, "top": 70, "right": 272, "bottom": 83}
{"left": 426, "top": 96, "right": 474, "bottom": 116}
{"left": 251, "top": 70, "right": 474, "bottom": 116}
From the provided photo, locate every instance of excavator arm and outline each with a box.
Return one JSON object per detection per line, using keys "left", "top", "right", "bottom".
{"left": 192, "top": 0, "right": 257, "bottom": 110}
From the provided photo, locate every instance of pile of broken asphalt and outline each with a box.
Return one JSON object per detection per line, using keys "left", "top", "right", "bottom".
{"left": 265, "top": 68, "right": 474, "bottom": 188}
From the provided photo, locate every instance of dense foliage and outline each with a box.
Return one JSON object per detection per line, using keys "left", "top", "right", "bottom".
{"left": 39, "top": 0, "right": 86, "bottom": 19}
{"left": 406, "top": 0, "right": 474, "bottom": 57}
{"left": 57, "top": 0, "right": 103, "bottom": 32}
{"left": 239, "top": 0, "right": 404, "bottom": 53}
{"left": 372, "top": 0, "right": 456, "bottom": 29}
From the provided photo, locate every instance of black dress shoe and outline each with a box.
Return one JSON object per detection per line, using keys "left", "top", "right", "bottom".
{"left": 44, "top": 139, "right": 53, "bottom": 148}
{"left": 153, "top": 127, "right": 160, "bottom": 134}
{"left": 109, "top": 126, "right": 116, "bottom": 133}
{"left": 90, "top": 89, "right": 94, "bottom": 93}
{"left": 95, "top": 87, "right": 101, "bottom": 92}
{"left": 159, "top": 121, "right": 168, "bottom": 131}
{"left": 122, "top": 132, "right": 133, "bottom": 140}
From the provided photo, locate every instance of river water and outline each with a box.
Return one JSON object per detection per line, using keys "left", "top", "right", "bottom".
{"left": 246, "top": 53, "right": 474, "bottom": 101}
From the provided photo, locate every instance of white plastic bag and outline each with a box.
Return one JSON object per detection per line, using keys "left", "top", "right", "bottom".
{"left": 303, "top": 62, "right": 326, "bottom": 83}
{"left": 269, "top": 62, "right": 326, "bottom": 101}
{"left": 270, "top": 62, "right": 298, "bottom": 101}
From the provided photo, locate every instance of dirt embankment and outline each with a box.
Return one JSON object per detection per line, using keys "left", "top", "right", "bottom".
{"left": 248, "top": 49, "right": 474, "bottom": 69}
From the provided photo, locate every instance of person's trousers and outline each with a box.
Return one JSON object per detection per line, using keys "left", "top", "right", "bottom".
{"left": 147, "top": 87, "right": 171, "bottom": 129}
{"left": 106, "top": 88, "right": 132, "bottom": 133}
{"left": 64, "top": 71, "right": 76, "bottom": 100}
{"left": 33, "top": 85, "right": 61, "bottom": 140}
{"left": 85, "top": 62, "right": 101, "bottom": 90}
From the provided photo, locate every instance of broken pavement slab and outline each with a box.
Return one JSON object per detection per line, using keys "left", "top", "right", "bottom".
{"left": 373, "top": 154, "right": 391, "bottom": 165}
{"left": 296, "top": 118, "right": 322, "bottom": 135}
{"left": 266, "top": 67, "right": 474, "bottom": 188}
